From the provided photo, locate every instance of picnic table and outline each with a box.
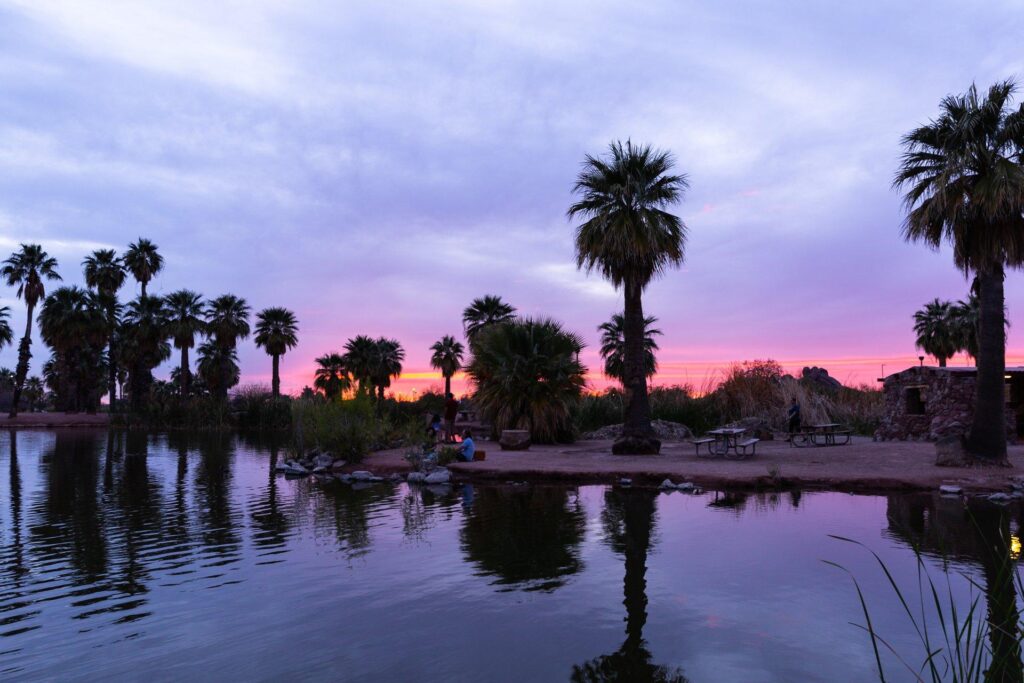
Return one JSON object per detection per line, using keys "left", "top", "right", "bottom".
{"left": 791, "top": 423, "right": 852, "bottom": 447}
{"left": 692, "top": 427, "right": 760, "bottom": 459}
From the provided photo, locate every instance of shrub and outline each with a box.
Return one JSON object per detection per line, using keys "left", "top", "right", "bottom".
{"left": 290, "top": 396, "right": 383, "bottom": 463}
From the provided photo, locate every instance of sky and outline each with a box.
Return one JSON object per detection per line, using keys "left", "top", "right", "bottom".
{"left": 2, "top": 0, "right": 1024, "bottom": 397}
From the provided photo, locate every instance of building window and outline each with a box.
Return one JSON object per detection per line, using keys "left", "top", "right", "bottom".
{"left": 906, "top": 387, "right": 926, "bottom": 415}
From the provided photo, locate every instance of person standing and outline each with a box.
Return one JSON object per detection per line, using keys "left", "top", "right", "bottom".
{"left": 787, "top": 398, "right": 801, "bottom": 440}
{"left": 443, "top": 393, "right": 459, "bottom": 443}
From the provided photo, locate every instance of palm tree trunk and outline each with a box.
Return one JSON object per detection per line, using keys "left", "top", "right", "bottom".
{"left": 107, "top": 301, "right": 117, "bottom": 412}
{"left": 140, "top": 280, "right": 147, "bottom": 298}
{"left": 180, "top": 346, "right": 190, "bottom": 397}
{"left": 967, "top": 266, "right": 1007, "bottom": 462}
{"left": 8, "top": 302, "right": 35, "bottom": 418}
{"left": 444, "top": 374, "right": 451, "bottom": 397}
{"left": 939, "top": 356, "right": 947, "bottom": 367}
{"left": 613, "top": 279, "right": 659, "bottom": 454}
{"left": 271, "top": 353, "right": 280, "bottom": 398}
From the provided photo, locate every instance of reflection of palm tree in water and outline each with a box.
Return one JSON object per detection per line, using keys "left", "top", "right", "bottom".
{"left": 572, "top": 488, "right": 688, "bottom": 682}
{"left": 886, "top": 494, "right": 1022, "bottom": 682}
{"left": 7, "top": 430, "right": 25, "bottom": 580}
{"left": 250, "top": 438, "right": 290, "bottom": 550}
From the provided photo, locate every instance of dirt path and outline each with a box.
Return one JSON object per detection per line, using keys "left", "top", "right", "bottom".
{"left": 361, "top": 436, "right": 1024, "bottom": 493}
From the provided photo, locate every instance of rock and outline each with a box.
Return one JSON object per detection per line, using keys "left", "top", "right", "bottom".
{"left": 331, "top": 459, "right": 348, "bottom": 471}
{"left": 582, "top": 420, "right": 693, "bottom": 442}
{"left": 336, "top": 474, "right": 353, "bottom": 483}
{"left": 659, "top": 479, "right": 676, "bottom": 489}
{"left": 938, "top": 484, "right": 962, "bottom": 495}
{"left": 312, "top": 466, "right": 327, "bottom": 474}
{"left": 676, "top": 482, "right": 695, "bottom": 491}
{"left": 407, "top": 472, "right": 427, "bottom": 483}
{"left": 273, "top": 462, "right": 290, "bottom": 472}
{"left": 691, "top": 487, "right": 704, "bottom": 495}
{"left": 351, "top": 470, "right": 374, "bottom": 481}
{"left": 369, "top": 476, "right": 384, "bottom": 482}
{"left": 424, "top": 469, "right": 451, "bottom": 485}
{"left": 618, "top": 478, "right": 632, "bottom": 486}
{"left": 935, "top": 436, "right": 970, "bottom": 467}
{"left": 389, "top": 473, "right": 403, "bottom": 482}
{"left": 988, "top": 492, "right": 1014, "bottom": 504}
{"left": 499, "top": 430, "right": 532, "bottom": 451}
{"left": 801, "top": 366, "right": 842, "bottom": 392}
{"left": 313, "top": 454, "right": 334, "bottom": 469}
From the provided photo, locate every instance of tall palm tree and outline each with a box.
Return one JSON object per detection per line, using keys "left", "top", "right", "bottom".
{"left": 164, "top": 290, "right": 205, "bottom": 397}
{"left": 119, "top": 295, "right": 170, "bottom": 410}
{"left": 894, "top": 81, "right": 1024, "bottom": 462}
{"left": 197, "top": 340, "right": 240, "bottom": 400}
{"left": 205, "top": 294, "right": 250, "bottom": 400}
{"left": 38, "top": 286, "right": 108, "bottom": 411}
{"left": 462, "top": 295, "right": 516, "bottom": 341}
{"left": 83, "top": 248, "right": 126, "bottom": 407}
{"left": 254, "top": 307, "right": 299, "bottom": 398}
{"left": 313, "top": 352, "right": 351, "bottom": 400}
{"left": 371, "top": 337, "right": 405, "bottom": 404}
{"left": 912, "top": 299, "right": 958, "bottom": 367}
{"left": 0, "top": 306, "right": 12, "bottom": 351}
{"left": 2, "top": 244, "right": 61, "bottom": 417}
{"left": 343, "top": 335, "right": 379, "bottom": 397}
{"left": 569, "top": 140, "right": 688, "bottom": 454}
{"left": 598, "top": 313, "right": 662, "bottom": 382}
{"left": 466, "top": 317, "right": 586, "bottom": 443}
{"left": 429, "top": 335, "right": 465, "bottom": 396}
{"left": 123, "top": 238, "right": 163, "bottom": 297}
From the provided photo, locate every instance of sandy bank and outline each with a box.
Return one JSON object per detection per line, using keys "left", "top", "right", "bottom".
{"left": 361, "top": 436, "right": 1024, "bottom": 494}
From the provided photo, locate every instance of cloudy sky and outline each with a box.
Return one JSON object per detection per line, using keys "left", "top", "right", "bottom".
{"left": 1, "top": 0, "right": 1023, "bottom": 395}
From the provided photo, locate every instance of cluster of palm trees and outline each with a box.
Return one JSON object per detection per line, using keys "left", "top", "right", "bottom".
{"left": 312, "top": 337, "right": 405, "bottom": 404}
{"left": 895, "top": 79, "right": 1024, "bottom": 463}
{"left": 912, "top": 294, "right": 983, "bottom": 366}
{"left": 0, "top": 238, "right": 299, "bottom": 416}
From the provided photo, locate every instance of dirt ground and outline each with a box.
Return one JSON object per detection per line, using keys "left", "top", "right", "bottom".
{"left": 0, "top": 412, "right": 110, "bottom": 428}
{"left": 362, "top": 436, "right": 1024, "bottom": 493}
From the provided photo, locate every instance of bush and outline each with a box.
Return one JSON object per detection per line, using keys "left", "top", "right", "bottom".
{"left": 290, "top": 396, "right": 384, "bottom": 463}
{"left": 232, "top": 384, "right": 291, "bottom": 431}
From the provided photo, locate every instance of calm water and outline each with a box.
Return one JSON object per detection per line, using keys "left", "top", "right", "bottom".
{"left": 0, "top": 430, "right": 1021, "bottom": 682}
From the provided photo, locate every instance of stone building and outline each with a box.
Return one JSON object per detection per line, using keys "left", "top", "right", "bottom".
{"left": 874, "top": 365, "right": 1024, "bottom": 441}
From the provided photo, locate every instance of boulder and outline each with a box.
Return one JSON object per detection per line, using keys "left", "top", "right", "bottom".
{"left": 336, "top": 474, "right": 353, "bottom": 483}
{"left": 331, "top": 459, "right": 348, "bottom": 471}
{"left": 801, "top": 366, "right": 842, "bottom": 392}
{"left": 938, "top": 484, "right": 962, "bottom": 495}
{"left": 618, "top": 477, "right": 633, "bottom": 486}
{"left": 351, "top": 470, "right": 374, "bottom": 481}
{"left": 424, "top": 469, "right": 451, "bottom": 485}
{"left": 676, "top": 482, "right": 695, "bottom": 491}
{"left": 582, "top": 420, "right": 693, "bottom": 442}
{"left": 659, "top": 479, "right": 676, "bottom": 489}
{"left": 313, "top": 454, "right": 334, "bottom": 469}
{"left": 407, "top": 472, "right": 427, "bottom": 484}
{"left": 935, "top": 436, "right": 970, "bottom": 467}
{"left": 499, "top": 430, "right": 531, "bottom": 451}
{"left": 312, "top": 466, "right": 327, "bottom": 474}
{"left": 988, "top": 492, "right": 1014, "bottom": 504}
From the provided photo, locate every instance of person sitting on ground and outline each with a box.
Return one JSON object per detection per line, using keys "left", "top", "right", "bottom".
{"left": 427, "top": 413, "right": 442, "bottom": 441}
{"left": 787, "top": 398, "right": 801, "bottom": 440}
{"left": 443, "top": 393, "right": 459, "bottom": 443}
{"left": 456, "top": 429, "right": 476, "bottom": 462}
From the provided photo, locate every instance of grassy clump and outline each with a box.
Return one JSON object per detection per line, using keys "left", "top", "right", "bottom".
{"left": 290, "top": 395, "right": 391, "bottom": 463}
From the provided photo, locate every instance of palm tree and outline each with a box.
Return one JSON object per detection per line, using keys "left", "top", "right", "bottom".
{"left": 313, "top": 352, "right": 351, "bottom": 400}
{"left": 0, "top": 307, "right": 12, "bottom": 351}
{"left": 371, "top": 337, "right": 405, "bottom": 404}
{"left": 164, "top": 290, "right": 205, "bottom": 397}
{"left": 598, "top": 313, "right": 662, "bottom": 382}
{"left": 343, "top": 335, "right": 379, "bottom": 397}
{"left": 254, "top": 307, "right": 299, "bottom": 398}
{"left": 953, "top": 294, "right": 981, "bottom": 361}
{"left": 569, "top": 140, "right": 688, "bottom": 454}
{"left": 22, "top": 377, "right": 44, "bottom": 411}
{"left": 465, "top": 317, "right": 586, "bottom": 443}
{"left": 83, "top": 248, "right": 126, "bottom": 406}
{"left": 0, "top": 367, "right": 13, "bottom": 391}
{"left": 123, "top": 238, "right": 163, "bottom": 297}
{"left": 462, "top": 295, "right": 516, "bottom": 341}
{"left": 894, "top": 81, "right": 1024, "bottom": 463}
{"left": 197, "top": 340, "right": 239, "bottom": 401}
{"left": 119, "top": 295, "right": 170, "bottom": 410}
{"left": 912, "top": 299, "right": 959, "bottom": 367}
{"left": 429, "top": 335, "right": 465, "bottom": 396}
{"left": 205, "top": 294, "right": 250, "bottom": 400}
{"left": 38, "top": 286, "right": 108, "bottom": 411}
{"left": 2, "top": 244, "right": 61, "bottom": 417}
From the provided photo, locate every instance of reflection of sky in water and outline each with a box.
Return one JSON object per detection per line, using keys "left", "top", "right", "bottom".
{"left": 0, "top": 430, "right": 1014, "bottom": 682}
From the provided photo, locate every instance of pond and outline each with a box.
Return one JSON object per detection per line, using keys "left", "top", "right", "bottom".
{"left": 0, "top": 430, "right": 1021, "bottom": 682}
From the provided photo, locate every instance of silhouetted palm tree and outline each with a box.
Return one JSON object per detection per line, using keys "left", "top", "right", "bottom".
{"left": 120, "top": 295, "right": 170, "bottom": 410}
{"left": 23, "top": 377, "right": 44, "bottom": 411}
{"left": 343, "top": 335, "right": 379, "bottom": 397}
{"left": 371, "top": 337, "right": 404, "bottom": 404}
{"left": 0, "top": 367, "right": 13, "bottom": 391}
{"left": 570, "top": 140, "right": 688, "bottom": 454}
{"left": 2, "top": 244, "right": 61, "bottom": 417}
{"left": 462, "top": 295, "right": 516, "bottom": 341}
{"left": 197, "top": 340, "right": 239, "bottom": 398}
{"left": 313, "top": 352, "right": 350, "bottom": 400}
{"left": 164, "top": 290, "right": 205, "bottom": 397}
{"left": 123, "top": 238, "right": 163, "bottom": 297}
{"left": 83, "top": 249, "right": 126, "bottom": 407}
{"left": 466, "top": 317, "right": 586, "bottom": 443}
{"left": 38, "top": 286, "right": 108, "bottom": 411}
{"left": 254, "top": 307, "right": 299, "bottom": 397}
{"left": 430, "top": 335, "right": 465, "bottom": 396}
{"left": 0, "top": 306, "right": 12, "bottom": 351}
{"left": 912, "top": 299, "right": 958, "bottom": 367}
{"left": 599, "top": 313, "right": 662, "bottom": 382}
{"left": 205, "top": 294, "right": 250, "bottom": 399}
{"left": 895, "top": 81, "right": 1024, "bottom": 462}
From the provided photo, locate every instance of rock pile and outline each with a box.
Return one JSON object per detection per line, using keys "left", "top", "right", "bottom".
{"left": 582, "top": 420, "right": 694, "bottom": 442}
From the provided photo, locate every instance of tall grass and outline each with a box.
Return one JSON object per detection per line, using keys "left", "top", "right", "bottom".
{"left": 290, "top": 395, "right": 396, "bottom": 463}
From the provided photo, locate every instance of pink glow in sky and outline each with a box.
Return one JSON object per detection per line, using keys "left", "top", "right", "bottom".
{"left": 1, "top": 2, "right": 1024, "bottom": 395}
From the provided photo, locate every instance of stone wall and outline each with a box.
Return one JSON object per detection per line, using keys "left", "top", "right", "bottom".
{"left": 874, "top": 367, "right": 1015, "bottom": 441}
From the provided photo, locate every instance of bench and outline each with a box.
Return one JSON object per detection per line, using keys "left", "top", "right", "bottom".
{"left": 691, "top": 437, "right": 716, "bottom": 457}
{"left": 736, "top": 438, "right": 760, "bottom": 458}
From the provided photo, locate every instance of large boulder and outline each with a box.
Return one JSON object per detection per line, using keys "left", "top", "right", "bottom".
{"left": 312, "top": 453, "right": 334, "bottom": 469}
{"left": 801, "top": 366, "right": 842, "bottom": 392}
{"left": 424, "top": 468, "right": 451, "bottom": 484}
{"left": 499, "top": 430, "right": 531, "bottom": 451}
{"left": 582, "top": 420, "right": 693, "bottom": 442}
